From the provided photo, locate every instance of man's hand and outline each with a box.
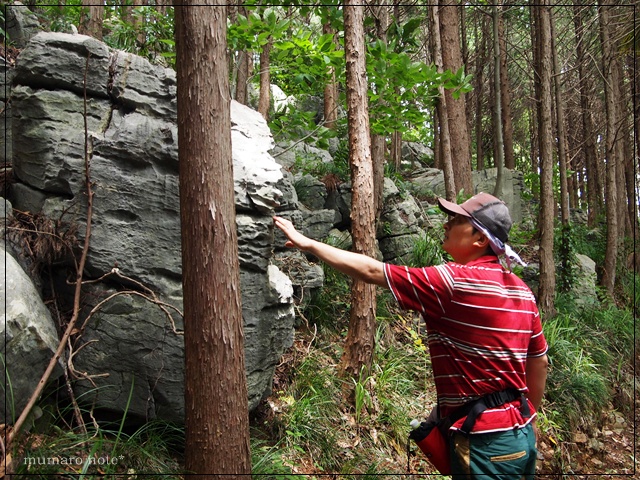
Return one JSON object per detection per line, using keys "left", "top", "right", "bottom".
{"left": 273, "top": 216, "right": 314, "bottom": 251}
{"left": 273, "top": 215, "right": 388, "bottom": 288}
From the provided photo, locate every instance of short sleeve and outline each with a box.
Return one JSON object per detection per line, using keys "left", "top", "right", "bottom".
{"left": 383, "top": 263, "right": 453, "bottom": 319}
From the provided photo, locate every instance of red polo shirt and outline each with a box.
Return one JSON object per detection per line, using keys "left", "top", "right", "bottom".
{"left": 384, "top": 256, "right": 548, "bottom": 434}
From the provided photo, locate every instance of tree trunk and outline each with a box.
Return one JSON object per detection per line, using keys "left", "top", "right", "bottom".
{"left": 235, "top": 50, "right": 251, "bottom": 106}
{"left": 474, "top": 13, "right": 488, "bottom": 171}
{"left": 133, "top": 0, "right": 145, "bottom": 48}
{"left": 492, "top": 4, "right": 505, "bottom": 198}
{"left": 533, "top": 1, "right": 556, "bottom": 318}
{"left": 323, "top": 21, "right": 339, "bottom": 130}
{"left": 340, "top": 1, "right": 377, "bottom": 381}
{"left": 79, "top": 1, "right": 103, "bottom": 40}
{"left": 598, "top": 0, "right": 619, "bottom": 299}
{"left": 370, "top": 3, "right": 390, "bottom": 225}
{"left": 498, "top": 4, "right": 515, "bottom": 170}
{"left": 613, "top": 54, "right": 630, "bottom": 242}
{"left": 550, "top": 10, "right": 570, "bottom": 226}
{"left": 258, "top": 38, "right": 273, "bottom": 120}
{"left": 439, "top": 0, "right": 473, "bottom": 196}
{"left": 623, "top": 53, "right": 639, "bottom": 260}
{"left": 573, "top": 3, "right": 601, "bottom": 227}
{"left": 234, "top": 4, "right": 251, "bottom": 106}
{"left": 430, "top": 2, "right": 456, "bottom": 200}
{"left": 175, "top": 3, "right": 251, "bottom": 476}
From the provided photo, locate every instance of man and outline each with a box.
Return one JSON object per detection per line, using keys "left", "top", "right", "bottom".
{"left": 273, "top": 192, "right": 548, "bottom": 479}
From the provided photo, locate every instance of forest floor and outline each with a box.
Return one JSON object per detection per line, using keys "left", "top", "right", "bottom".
{"left": 254, "top": 324, "right": 638, "bottom": 479}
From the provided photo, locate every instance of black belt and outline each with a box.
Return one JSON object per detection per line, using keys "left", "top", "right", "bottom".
{"left": 444, "top": 388, "right": 531, "bottom": 435}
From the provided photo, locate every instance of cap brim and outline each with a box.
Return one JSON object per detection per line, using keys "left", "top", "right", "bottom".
{"left": 437, "top": 197, "right": 470, "bottom": 217}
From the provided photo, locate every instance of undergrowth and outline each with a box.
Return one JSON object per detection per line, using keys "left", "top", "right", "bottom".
{"left": 10, "top": 231, "right": 637, "bottom": 478}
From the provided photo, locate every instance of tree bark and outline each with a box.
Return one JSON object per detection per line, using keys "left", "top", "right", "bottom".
{"left": 340, "top": 1, "right": 377, "bottom": 381}
{"left": 79, "top": 1, "right": 104, "bottom": 40}
{"left": 492, "top": 4, "right": 505, "bottom": 198}
{"left": 550, "top": 10, "right": 570, "bottom": 226}
{"left": 573, "top": 3, "right": 601, "bottom": 227}
{"left": 175, "top": 3, "right": 251, "bottom": 476}
{"left": 474, "top": 13, "right": 488, "bottom": 171}
{"left": 370, "top": 3, "right": 390, "bottom": 225}
{"left": 234, "top": 4, "right": 251, "bottom": 106}
{"left": 323, "top": 21, "right": 339, "bottom": 129}
{"left": 533, "top": 1, "right": 556, "bottom": 318}
{"left": 258, "top": 37, "right": 273, "bottom": 120}
{"left": 498, "top": 4, "right": 515, "bottom": 170}
{"left": 598, "top": 0, "right": 619, "bottom": 299}
{"left": 439, "top": 0, "right": 473, "bottom": 196}
{"left": 430, "top": 2, "right": 456, "bottom": 200}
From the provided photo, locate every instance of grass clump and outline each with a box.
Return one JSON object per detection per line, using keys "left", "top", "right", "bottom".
{"left": 540, "top": 278, "right": 636, "bottom": 443}
{"left": 14, "top": 420, "right": 184, "bottom": 478}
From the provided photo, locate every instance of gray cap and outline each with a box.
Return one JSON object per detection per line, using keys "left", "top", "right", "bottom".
{"left": 437, "top": 192, "right": 512, "bottom": 243}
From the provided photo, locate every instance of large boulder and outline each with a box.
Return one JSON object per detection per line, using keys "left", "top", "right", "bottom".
{"left": 408, "top": 167, "right": 528, "bottom": 224}
{"left": 7, "top": 32, "right": 310, "bottom": 422}
{"left": 1, "top": 246, "right": 63, "bottom": 424}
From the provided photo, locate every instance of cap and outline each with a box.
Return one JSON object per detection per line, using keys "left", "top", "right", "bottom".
{"left": 437, "top": 192, "right": 512, "bottom": 243}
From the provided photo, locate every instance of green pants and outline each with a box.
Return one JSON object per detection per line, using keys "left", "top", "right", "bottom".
{"left": 450, "top": 424, "right": 537, "bottom": 479}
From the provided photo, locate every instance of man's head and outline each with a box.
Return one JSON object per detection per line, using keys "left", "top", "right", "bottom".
{"left": 438, "top": 192, "right": 512, "bottom": 242}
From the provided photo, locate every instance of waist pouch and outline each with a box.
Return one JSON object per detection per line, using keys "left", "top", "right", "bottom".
{"left": 408, "top": 388, "right": 530, "bottom": 474}
{"left": 408, "top": 419, "right": 451, "bottom": 475}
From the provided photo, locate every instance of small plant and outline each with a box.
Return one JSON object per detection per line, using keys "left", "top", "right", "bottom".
{"left": 407, "top": 230, "right": 445, "bottom": 268}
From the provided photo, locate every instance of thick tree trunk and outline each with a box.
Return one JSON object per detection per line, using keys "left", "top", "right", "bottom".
{"left": 440, "top": 0, "right": 473, "bottom": 196}
{"left": 533, "top": 1, "right": 556, "bottom": 318}
{"left": 79, "top": 1, "right": 103, "bottom": 40}
{"left": 340, "top": 1, "right": 377, "bottom": 381}
{"left": 175, "top": 3, "right": 251, "bottom": 476}
{"left": 430, "top": 2, "right": 456, "bottom": 200}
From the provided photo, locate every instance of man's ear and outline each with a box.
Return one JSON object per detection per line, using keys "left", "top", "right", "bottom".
{"left": 474, "top": 232, "right": 490, "bottom": 250}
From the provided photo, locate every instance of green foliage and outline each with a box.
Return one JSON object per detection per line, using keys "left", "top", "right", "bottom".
{"left": 542, "top": 295, "right": 634, "bottom": 435}
{"left": 270, "top": 29, "right": 344, "bottom": 97}
{"left": 570, "top": 223, "right": 606, "bottom": 266}
{"left": 407, "top": 231, "right": 446, "bottom": 268}
{"left": 0, "top": 7, "right": 7, "bottom": 40}
{"left": 367, "top": 40, "right": 473, "bottom": 137}
{"left": 302, "top": 263, "right": 351, "bottom": 332}
{"left": 555, "top": 223, "right": 578, "bottom": 293}
{"left": 228, "top": 7, "right": 291, "bottom": 52}
{"left": 251, "top": 437, "right": 299, "bottom": 479}
{"left": 103, "top": 6, "right": 176, "bottom": 66}
{"left": 291, "top": 138, "right": 350, "bottom": 183}
{"left": 280, "top": 349, "right": 344, "bottom": 471}
{"left": 15, "top": 419, "right": 184, "bottom": 477}
{"left": 269, "top": 108, "right": 339, "bottom": 147}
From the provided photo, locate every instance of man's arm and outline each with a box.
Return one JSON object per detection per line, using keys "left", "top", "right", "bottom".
{"left": 525, "top": 354, "right": 548, "bottom": 411}
{"left": 274, "top": 216, "right": 388, "bottom": 288}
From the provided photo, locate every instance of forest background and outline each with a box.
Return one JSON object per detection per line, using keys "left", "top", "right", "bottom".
{"left": 4, "top": 1, "right": 638, "bottom": 478}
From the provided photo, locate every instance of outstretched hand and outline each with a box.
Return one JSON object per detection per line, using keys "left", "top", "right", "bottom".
{"left": 273, "top": 216, "right": 313, "bottom": 251}
{"left": 273, "top": 216, "right": 387, "bottom": 287}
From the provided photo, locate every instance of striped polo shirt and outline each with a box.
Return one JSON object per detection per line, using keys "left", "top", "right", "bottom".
{"left": 384, "top": 256, "right": 548, "bottom": 434}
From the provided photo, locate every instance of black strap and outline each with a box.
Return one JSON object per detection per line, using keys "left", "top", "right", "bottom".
{"left": 449, "top": 388, "right": 530, "bottom": 435}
